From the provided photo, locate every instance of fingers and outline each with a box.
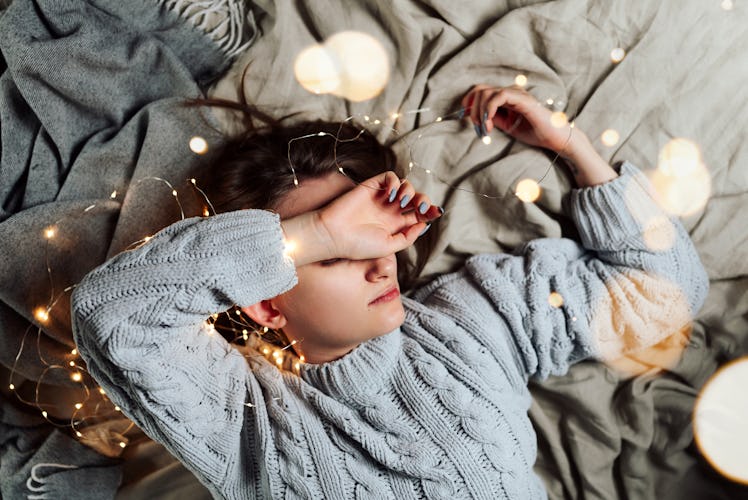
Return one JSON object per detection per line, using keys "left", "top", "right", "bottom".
{"left": 461, "top": 85, "right": 541, "bottom": 136}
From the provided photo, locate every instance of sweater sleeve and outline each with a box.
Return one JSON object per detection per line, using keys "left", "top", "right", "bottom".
{"left": 456, "top": 162, "right": 709, "bottom": 381}
{"left": 71, "top": 209, "right": 297, "bottom": 489}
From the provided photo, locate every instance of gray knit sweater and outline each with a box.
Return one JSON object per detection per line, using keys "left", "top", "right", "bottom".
{"left": 71, "top": 163, "right": 708, "bottom": 499}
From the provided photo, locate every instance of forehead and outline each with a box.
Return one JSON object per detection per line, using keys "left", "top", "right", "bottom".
{"left": 275, "top": 172, "right": 356, "bottom": 219}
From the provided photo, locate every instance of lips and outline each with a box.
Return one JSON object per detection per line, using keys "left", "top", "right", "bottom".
{"left": 369, "top": 286, "right": 400, "bottom": 306}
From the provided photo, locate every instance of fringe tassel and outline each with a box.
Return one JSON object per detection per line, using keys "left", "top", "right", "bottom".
{"left": 26, "top": 463, "right": 79, "bottom": 499}
{"left": 156, "top": 0, "right": 257, "bottom": 59}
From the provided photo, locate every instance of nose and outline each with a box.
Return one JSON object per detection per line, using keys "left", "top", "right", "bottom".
{"left": 364, "top": 254, "right": 396, "bottom": 282}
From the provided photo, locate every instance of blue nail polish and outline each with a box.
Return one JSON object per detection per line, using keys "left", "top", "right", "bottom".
{"left": 419, "top": 223, "right": 432, "bottom": 236}
{"left": 474, "top": 124, "right": 482, "bottom": 138}
{"left": 418, "top": 202, "right": 428, "bottom": 214}
{"left": 400, "top": 194, "right": 411, "bottom": 208}
{"left": 388, "top": 187, "right": 397, "bottom": 202}
{"left": 438, "top": 206, "right": 445, "bottom": 215}
{"left": 483, "top": 111, "right": 488, "bottom": 123}
{"left": 481, "top": 123, "right": 488, "bottom": 136}
{"left": 457, "top": 107, "right": 465, "bottom": 119}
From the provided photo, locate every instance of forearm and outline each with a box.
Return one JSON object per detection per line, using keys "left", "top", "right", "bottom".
{"left": 561, "top": 129, "right": 619, "bottom": 188}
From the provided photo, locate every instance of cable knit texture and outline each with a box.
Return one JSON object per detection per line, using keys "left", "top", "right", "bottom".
{"left": 71, "top": 163, "right": 708, "bottom": 499}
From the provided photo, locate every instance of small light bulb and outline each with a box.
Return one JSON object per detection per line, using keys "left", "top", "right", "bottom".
{"left": 172, "top": 190, "right": 178, "bottom": 197}
{"left": 363, "top": 115, "right": 370, "bottom": 121}
{"left": 435, "top": 116, "right": 443, "bottom": 122}
{"left": 71, "top": 372, "right": 83, "bottom": 382}
{"left": 119, "top": 442, "right": 126, "bottom": 448}
{"left": 41, "top": 411, "right": 48, "bottom": 418}
{"left": 74, "top": 403, "right": 83, "bottom": 410}
{"left": 262, "top": 347, "right": 270, "bottom": 355}
{"left": 143, "top": 235, "right": 152, "bottom": 243}
{"left": 203, "top": 207, "right": 210, "bottom": 217}
{"left": 76, "top": 431, "right": 83, "bottom": 437}
{"left": 373, "top": 119, "right": 381, "bottom": 125}
{"left": 299, "top": 355, "right": 306, "bottom": 363}
{"left": 514, "top": 74, "right": 528, "bottom": 87}
{"left": 189, "top": 136, "right": 208, "bottom": 154}
{"left": 283, "top": 239, "right": 297, "bottom": 257}
{"left": 546, "top": 98, "right": 554, "bottom": 106}
{"left": 550, "top": 111, "right": 568, "bottom": 128}
{"left": 9, "top": 383, "right": 15, "bottom": 390}
{"left": 601, "top": 129, "right": 620, "bottom": 147}
{"left": 276, "top": 357, "right": 284, "bottom": 366}
{"left": 610, "top": 47, "right": 626, "bottom": 63}
{"left": 34, "top": 308, "right": 50, "bottom": 323}
{"left": 481, "top": 135, "right": 492, "bottom": 145}
{"left": 110, "top": 190, "right": 117, "bottom": 199}
{"left": 515, "top": 179, "right": 542, "bottom": 203}
{"left": 71, "top": 348, "right": 77, "bottom": 355}
{"left": 190, "top": 178, "right": 196, "bottom": 184}
{"left": 391, "top": 112, "right": 400, "bottom": 119}
{"left": 114, "top": 406, "right": 121, "bottom": 411}
{"left": 99, "top": 387, "right": 106, "bottom": 395}
{"left": 69, "top": 361, "right": 75, "bottom": 367}
{"left": 548, "top": 292, "right": 564, "bottom": 308}
{"left": 44, "top": 227, "right": 56, "bottom": 239}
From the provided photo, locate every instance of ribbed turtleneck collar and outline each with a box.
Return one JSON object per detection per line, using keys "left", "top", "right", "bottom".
{"left": 298, "top": 329, "right": 401, "bottom": 407}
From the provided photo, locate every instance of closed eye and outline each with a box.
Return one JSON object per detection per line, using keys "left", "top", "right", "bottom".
{"left": 319, "top": 258, "right": 345, "bottom": 266}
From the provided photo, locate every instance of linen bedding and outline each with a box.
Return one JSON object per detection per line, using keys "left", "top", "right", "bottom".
{"left": 1, "top": 0, "right": 746, "bottom": 498}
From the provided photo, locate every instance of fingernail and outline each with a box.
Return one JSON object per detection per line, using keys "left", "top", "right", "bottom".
{"left": 481, "top": 123, "right": 488, "bottom": 136}
{"left": 438, "top": 206, "right": 445, "bottom": 215}
{"left": 483, "top": 111, "right": 488, "bottom": 123}
{"left": 418, "top": 202, "right": 428, "bottom": 214}
{"left": 388, "top": 187, "right": 397, "bottom": 203}
{"left": 400, "top": 194, "right": 411, "bottom": 208}
{"left": 457, "top": 107, "right": 465, "bottom": 119}
{"left": 474, "top": 124, "right": 482, "bottom": 138}
{"left": 419, "top": 223, "right": 432, "bottom": 236}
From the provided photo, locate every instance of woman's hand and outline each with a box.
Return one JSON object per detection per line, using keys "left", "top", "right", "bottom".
{"left": 461, "top": 85, "right": 618, "bottom": 187}
{"left": 462, "top": 85, "right": 575, "bottom": 154}
{"left": 281, "top": 172, "right": 441, "bottom": 266}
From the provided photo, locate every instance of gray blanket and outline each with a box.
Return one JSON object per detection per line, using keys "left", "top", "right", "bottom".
{"left": 2, "top": 0, "right": 748, "bottom": 498}
{"left": 0, "top": 0, "right": 232, "bottom": 497}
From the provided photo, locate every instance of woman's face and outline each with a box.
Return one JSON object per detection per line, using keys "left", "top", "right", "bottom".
{"left": 268, "top": 172, "right": 405, "bottom": 363}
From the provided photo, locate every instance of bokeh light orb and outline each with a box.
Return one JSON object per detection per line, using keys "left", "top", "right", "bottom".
{"left": 515, "top": 179, "right": 541, "bottom": 202}
{"left": 293, "top": 44, "right": 341, "bottom": 95}
{"left": 650, "top": 138, "right": 711, "bottom": 217}
{"left": 550, "top": 111, "right": 568, "bottom": 128}
{"left": 514, "top": 74, "right": 528, "bottom": 87}
{"left": 325, "top": 31, "right": 390, "bottom": 102}
{"left": 601, "top": 129, "right": 620, "bottom": 147}
{"left": 610, "top": 47, "right": 626, "bottom": 63}
{"left": 694, "top": 357, "right": 748, "bottom": 484}
{"left": 189, "top": 136, "right": 209, "bottom": 155}
{"left": 294, "top": 31, "right": 390, "bottom": 102}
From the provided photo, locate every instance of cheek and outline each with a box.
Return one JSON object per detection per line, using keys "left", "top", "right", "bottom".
{"left": 287, "top": 267, "right": 362, "bottom": 314}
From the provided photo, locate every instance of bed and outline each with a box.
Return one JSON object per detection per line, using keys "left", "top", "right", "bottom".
{"left": 1, "top": 0, "right": 747, "bottom": 498}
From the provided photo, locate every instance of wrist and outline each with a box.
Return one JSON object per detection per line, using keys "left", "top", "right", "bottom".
{"left": 280, "top": 211, "right": 335, "bottom": 266}
{"left": 560, "top": 129, "right": 618, "bottom": 187}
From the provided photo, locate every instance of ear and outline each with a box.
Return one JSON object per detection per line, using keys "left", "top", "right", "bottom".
{"left": 241, "top": 300, "right": 288, "bottom": 330}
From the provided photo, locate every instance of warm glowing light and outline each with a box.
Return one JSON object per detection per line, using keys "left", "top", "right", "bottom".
{"left": 515, "top": 179, "right": 541, "bottom": 203}
{"left": 649, "top": 138, "right": 712, "bottom": 216}
{"left": 294, "top": 44, "right": 342, "bottom": 95}
{"left": 435, "top": 116, "right": 443, "bottom": 122}
{"left": 171, "top": 189, "right": 178, "bottom": 197}
{"left": 550, "top": 111, "right": 568, "bottom": 128}
{"left": 262, "top": 347, "right": 270, "bottom": 355}
{"left": 272, "top": 350, "right": 281, "bottom": 358}
{"left": 295, "top": 31, "right": 390, "bottom": 102}
{"left": 114, "top": 406, "right": 121, "bottom": 411}
{"left": 69, "top": 361, "right": 75, "bottom": 367}
{"left": 610, "top": 47, "right": 626, "bottom": 63}
{"left": 44, "top": 227, "right": 56, "bottom": 239}
{"left": 642, "top": 216, "right": 677, "bottom": 251}
{"left": 71, "top": 348, "right": 77, "bottom": 355}
{"left": 99, "top": 387, "right": 106, "bottom": 395}
{"left": 601, "top": 129, "right": 620, "bottom": 147}
{"left": 283, "top": 239, "right": 297, "bottom": 258}
{"left": 143, "top": 236, "right": 152, "bottom": 243}
{"left": 76, "top": 431, "right": 83, "bottom": 437}
{"left": 74, "top": 403, "right": 83, "bottom": 410}
{"left": 481, "top": 135, "right": 492, "bottom": 145}
{"left": 110, "top": 190, "right": 117, "bottom": 199}
{"left": 546, "top": 98, "right": 554, "bottom": 106}
{"left": 514, "top": 74, "right": 528, "bottom": 87}
{"left": 189, "top": 136, "right": 209, "bottom": 154}
{"left": 721, "top": 0, "right": 734, "bottom": 10}
{"left": 275, "top": 357, "right": 284, "bottom": 366}
{"left": 205, "top": 323, "right": 216, "bottom": 335}
{"left": 9, "top": 384, "right": 14, "bottom": 390}
{"left": 71, "top": 372, "right": 83, "bottom": 382}
{"left": 34, "top": 308, "right": 50, "bottom": 323}
{"left": 203, "top": 207, "right": 210, "bottom": 217}
{"left": 119, "top": 442, "right": 127, "bottom": 448}
{"left": 694, "top": 357, "right": 748, "bottom": 484}
{"left": 41, "top": 411, "right": 48, "bottom": 418}
{"left": 299, "top": 355, "right": 306, "bottom": 363}
{"left": 548, "top": 292, "right": 564, "bottom": 308}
